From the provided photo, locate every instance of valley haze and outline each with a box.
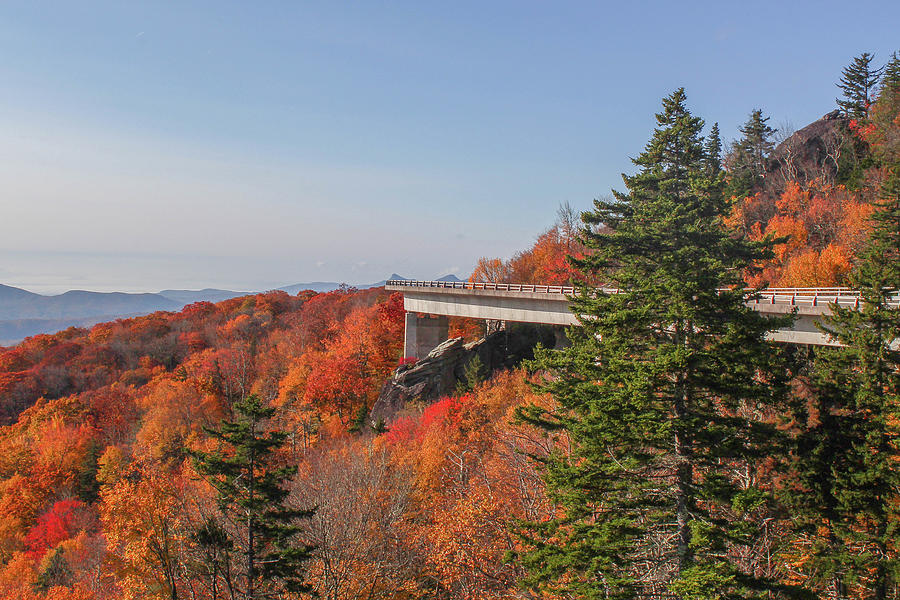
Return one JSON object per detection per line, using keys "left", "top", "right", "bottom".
{"left": 0, "top": 274, "right": 462, "bottom": 345}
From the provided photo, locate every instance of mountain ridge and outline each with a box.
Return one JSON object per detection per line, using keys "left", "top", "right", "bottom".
{"left": 0, "top": 274, "right": 444, "bottom": 344}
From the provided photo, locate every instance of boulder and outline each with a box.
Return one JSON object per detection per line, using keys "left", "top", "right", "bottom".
{"left": 369, "top": 323, "right": 557, "bottom": 427}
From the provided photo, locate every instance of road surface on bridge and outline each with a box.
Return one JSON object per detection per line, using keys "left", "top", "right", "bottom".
{"left": 385, "top": 280, "right": 899, "bottom": 356}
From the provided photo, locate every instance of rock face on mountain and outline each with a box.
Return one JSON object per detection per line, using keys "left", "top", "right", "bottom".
{"left": 764, "top": 110, "right": 851, "bottom": 195}
{"left": 369, "top": 323, "right": 558, "bottom": 426}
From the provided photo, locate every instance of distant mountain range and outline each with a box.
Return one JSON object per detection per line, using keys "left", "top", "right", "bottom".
{"left": 0, "top": 273, "right": 462, "bottom": 345}
{"left": 435, "top": 274, "right": 463, "bottom": 282}
{"left": 155, "top": 288, "right": 251, "bottom": 305}
{"left": 0, "top": 284, "right": 184, "bottom": 321}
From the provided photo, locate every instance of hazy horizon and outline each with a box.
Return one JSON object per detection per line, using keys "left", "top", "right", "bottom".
{"left": 1, "top": 262, "right": 444, "bottom": 296}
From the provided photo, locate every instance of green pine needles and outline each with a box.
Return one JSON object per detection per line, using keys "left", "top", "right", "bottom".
{"left": 792, "top": 166, "right": 900, "bottom": 596}
{"left": 516, "top": 89, "right": 794, "bottom": 599}
{"left": 725, "top": 109, "right": 776, "bottom": 199}
{"left": 191, "top": 394, "right": 315, "bottom": 600}
{"left": 837, "top": 52, "right": 885, "bottom": 120}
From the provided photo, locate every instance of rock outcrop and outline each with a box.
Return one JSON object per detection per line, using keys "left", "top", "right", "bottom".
{"left": 369, "top": 323, "right": 557, "bottom": 426}
{"left": 764, "top": 110, "right": 851, "bottom": 195}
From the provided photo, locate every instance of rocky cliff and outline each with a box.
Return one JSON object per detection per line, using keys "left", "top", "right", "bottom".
{"left": 369, "top": 323, "right": 557, "bottom": 426}
{"left": 764, "top": 110, "right": 852, "bottom": 194}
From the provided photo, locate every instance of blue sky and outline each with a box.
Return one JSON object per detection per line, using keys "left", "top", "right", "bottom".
{"left": 0, "top": 1, "right": 897, "bottom": 293}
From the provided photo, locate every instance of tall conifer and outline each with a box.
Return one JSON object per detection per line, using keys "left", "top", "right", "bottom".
{"left": 726, "top": 110, "right": 776, "bottom": 198}
{"left": 837, "top": 52, "right": 884, "bottom": 119}
{"left": 517, "top": 89, "right": 792, "bottom": 598}
{"left": 793, "top": 167, "right": 900, "bottom": 597}
{"left": 882, "top": 52, "right": 900, "bottom": 97}
{"left": 704, "top": 122, "right": 723, "bottom": 176}
{"left": 191, "top": 395, "right": 315, "bottom": 599}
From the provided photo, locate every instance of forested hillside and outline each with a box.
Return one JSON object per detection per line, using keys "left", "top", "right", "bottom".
{"left": 0, "top": 52, "right": 897, "bottom": 599}
{"left": 472, "top": 53, "right": 900, "bottom": 291}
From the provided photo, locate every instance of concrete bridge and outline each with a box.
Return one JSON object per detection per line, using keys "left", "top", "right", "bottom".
{"left": 385, "top": 280, "right": 898, "bottom": 359}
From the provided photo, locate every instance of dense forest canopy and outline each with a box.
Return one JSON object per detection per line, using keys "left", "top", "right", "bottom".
{"left": 0, "top": 52, "right": 898, "bottom": 599}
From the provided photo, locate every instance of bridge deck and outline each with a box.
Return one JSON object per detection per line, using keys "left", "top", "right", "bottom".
{"left": 386, "top": 280, "right": 899, "bottom": 351}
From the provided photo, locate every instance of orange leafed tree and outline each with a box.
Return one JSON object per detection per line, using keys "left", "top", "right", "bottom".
{"left": 732, "top": 179, "right": 873, "bottom": 287}
{"left": 298, "top": 293, "right": 404, "bottom": 423}
{"left": 100, "top": 466, "right": 191, "bottom": 600}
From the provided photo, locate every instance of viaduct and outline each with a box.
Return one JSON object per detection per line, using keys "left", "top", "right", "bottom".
{"left": 385, "top": 280, "right": 899, "bottom": 359}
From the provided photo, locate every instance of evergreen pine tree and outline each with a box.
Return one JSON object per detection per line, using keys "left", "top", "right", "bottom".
{"left": 704, "top": 122, "right": 723, "bottom": 176}
{"left": 455, "top": 354, "right": 487, "bottom": 394}
{"left": 726, "top": 110, "right": 776, "bottom": 198}
{"left": 739, "top": 110, "right": 776, "bottom": 175}
{"left": 794, "top": 167, "right": 900, "bottom": 597}
{"left": 348, "top": 402, "right": 369, "bottom": 433}
{"left": 837, "top": 52, "right": 884, "bottom": 119}
{"left": 191, "top": 394, "right": 315, "bottom": 600}
{"left": 516, "top": 89, "right": 793, "bottom": 598}
{"left": 882, "top": 52, "right": 900, "bottom": 97}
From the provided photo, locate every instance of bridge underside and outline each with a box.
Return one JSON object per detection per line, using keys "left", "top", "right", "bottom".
{"left": 393, "top": 286, "right": 841, "bottom": 359}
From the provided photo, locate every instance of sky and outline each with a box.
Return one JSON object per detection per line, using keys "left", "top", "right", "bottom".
{"left": 0, "top": 1, "right": 898, "bottom": 294}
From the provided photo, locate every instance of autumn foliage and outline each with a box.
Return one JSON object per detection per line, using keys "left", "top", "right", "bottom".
{"left": 0, "top": 265, "right": 564, "bottom": 600}
{"left": 0, "top": 287, "right": 411, "bottom": 598}
{"left": 726, "top": 179, "right": 873, "bottom": 286}
{"left": 723, "top": 72, "right": 900, "bottom": 287}
{"left": 0, "top": 58, "right": 897, "bottom": 600}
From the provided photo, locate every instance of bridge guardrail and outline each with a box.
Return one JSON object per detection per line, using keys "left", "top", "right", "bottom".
{"left": 386, "top": 280, "right": 577, "bottom": 295}
{"left": 385, "top": 280, "right": 899, "bottom": 309}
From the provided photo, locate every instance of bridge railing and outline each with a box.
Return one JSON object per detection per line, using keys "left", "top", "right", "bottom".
{"left": 386, "top": 280, "right": 578, "bottom": 295}
{"left": 386, "top": 280, "right": 900, "bottom": 309}
{"left": 752, "top": 288, "right": 862, "bottom": 308}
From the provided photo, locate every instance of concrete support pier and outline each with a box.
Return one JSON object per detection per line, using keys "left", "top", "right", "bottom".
{"left": 403, "top": 313, "right": 449, "bottom": 359}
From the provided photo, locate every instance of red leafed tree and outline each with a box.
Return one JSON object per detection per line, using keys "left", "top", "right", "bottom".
{"left": 24, "top": 499, "right": 93, "bottom": 561}
{"left": 300, "top": 295, "right": 404, "bottom": 423}
{"left": 297, "top": 289, "right": 357, "bottom": 350}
